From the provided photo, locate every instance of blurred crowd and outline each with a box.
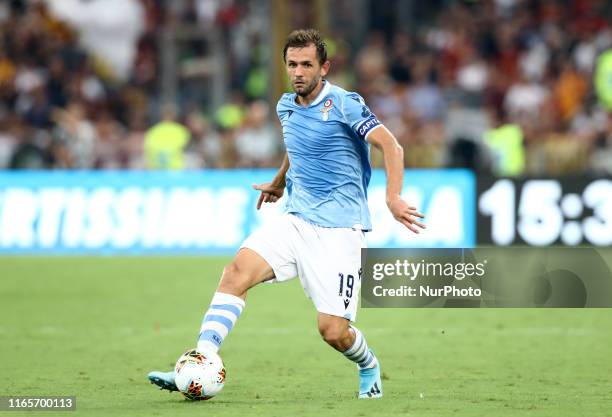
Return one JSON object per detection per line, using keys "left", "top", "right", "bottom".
{"left": 0, "top": 0, "right": 280, "bottom": 170}
{"left": 0, "top": 0, "right": 611, "bottom": 175}
{"left": 347, "top": 0, "right": 612, "bottom": 175}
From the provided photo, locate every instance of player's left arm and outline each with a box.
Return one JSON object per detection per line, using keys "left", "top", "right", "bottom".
{"left": 367, "top": 126, "right": 426, "bottom": 234}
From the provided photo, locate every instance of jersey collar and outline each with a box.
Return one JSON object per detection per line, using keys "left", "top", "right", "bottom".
{"left": 310, "top": 80, "right": 331, "bottom": 107}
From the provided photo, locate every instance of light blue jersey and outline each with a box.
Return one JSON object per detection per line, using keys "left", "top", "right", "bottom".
{"left": 277, "top": 81, "right": 382, "bottom": 230}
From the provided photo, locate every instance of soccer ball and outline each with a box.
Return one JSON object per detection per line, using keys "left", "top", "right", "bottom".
{"left": 174, "top": 348, "right": 226, "bottom": 400}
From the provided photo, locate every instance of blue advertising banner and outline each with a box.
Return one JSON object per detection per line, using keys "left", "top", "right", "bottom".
{"left": 0, "top": 170, "right": 475, "bottom": 254}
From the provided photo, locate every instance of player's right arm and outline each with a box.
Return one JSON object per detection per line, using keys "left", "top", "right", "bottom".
{"left": 252, "top": 152, "right": 289, "bottom": 210}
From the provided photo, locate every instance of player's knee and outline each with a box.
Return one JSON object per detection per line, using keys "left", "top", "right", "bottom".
{"left": 218, "top": 261, "right": 250, "bottom": 295}
{"left": 318, "top": 321, "right": 347, "bottom": 347}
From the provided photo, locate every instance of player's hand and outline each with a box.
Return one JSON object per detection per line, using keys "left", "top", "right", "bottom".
{"left": 252, "top": 182, "right": 285, "bottom": 210}
{"left": 387, "top": 197, "right": 426, "bottom": 234}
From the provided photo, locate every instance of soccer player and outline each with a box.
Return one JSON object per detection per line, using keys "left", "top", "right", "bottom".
{"left": 148, "top": 28, "right": 425, "bottom": 399}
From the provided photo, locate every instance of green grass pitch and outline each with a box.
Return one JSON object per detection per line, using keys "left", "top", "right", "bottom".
{"left": 1, "top": 257, "right": 611, "bottom": 417}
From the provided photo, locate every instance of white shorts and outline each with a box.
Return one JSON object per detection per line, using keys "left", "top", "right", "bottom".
{"left": 240, "top": 214, "right": 366, "bottom": 322}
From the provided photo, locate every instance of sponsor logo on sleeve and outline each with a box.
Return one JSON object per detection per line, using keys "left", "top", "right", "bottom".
{"left": 361, "top": 106, "right": 372, "bottom": 118}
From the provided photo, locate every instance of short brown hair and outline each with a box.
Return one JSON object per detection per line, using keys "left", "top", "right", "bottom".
{"left": 282, "top": 29, "right": 327, "bottom": 66}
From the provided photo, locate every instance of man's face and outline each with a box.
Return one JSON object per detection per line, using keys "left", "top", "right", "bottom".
{"left": 285, "top": 44, "right": 329, "bottom": 98}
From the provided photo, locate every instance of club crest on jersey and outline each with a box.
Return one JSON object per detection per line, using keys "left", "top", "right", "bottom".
{"left": 320, "top": 98, "right": 333, "bottom": 121}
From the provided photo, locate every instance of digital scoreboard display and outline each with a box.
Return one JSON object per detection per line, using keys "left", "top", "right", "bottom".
{"left": 478, "top": 178, "right": 612, "bottom": 246}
